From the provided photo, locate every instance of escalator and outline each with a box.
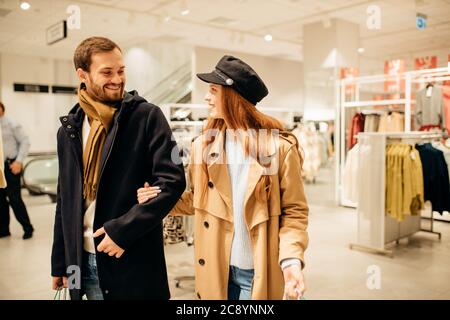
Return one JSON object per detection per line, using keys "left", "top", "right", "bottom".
{"left": 22, "top": 154, "right": 58, "bottom": 203}
{"left": 142, "top": 62, "right": 192, "bottom": 105}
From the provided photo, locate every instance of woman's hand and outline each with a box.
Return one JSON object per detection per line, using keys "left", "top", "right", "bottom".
{"left": 137, "top": 182, "right": 161, "bottom": 204}
{"left": 282, "top": 264, "right": 306, "bottom": 300}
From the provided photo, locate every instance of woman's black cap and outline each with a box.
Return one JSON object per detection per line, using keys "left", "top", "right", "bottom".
{"left": 197, "top": 55, "right": 269, "bottom": 105}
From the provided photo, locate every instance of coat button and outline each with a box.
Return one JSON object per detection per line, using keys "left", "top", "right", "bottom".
{"left": 67, "top": 125, "right": 72, "bottom": 129}
{"left": 197, "top": 292, "right": 201, "bottom": 299}
{"left": 104, "top": 290, "right": 109, "bottom": 294}
{"left": 199, "top": 259, "right": 205, "bottom": 266}
{"left": 63, "top": 117, "right": 68, "bottom": 122}
{"left": 207, "top": 181, "right": 214, "bottom": 188}
{"left": 204, "top": 221, "right": 209, "bottom": 229}
{"left": 70, "top": 134, "right": 75, "bottom": 138}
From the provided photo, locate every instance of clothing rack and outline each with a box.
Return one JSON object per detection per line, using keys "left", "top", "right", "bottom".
{"left": 349, "top": 132, "right": 442, "bottom": 257}
{"left": 387, "top": 132, "right": 444, "bottom": 238}
{"left": 336, "top": 66, "right": 450, "bottom": 207}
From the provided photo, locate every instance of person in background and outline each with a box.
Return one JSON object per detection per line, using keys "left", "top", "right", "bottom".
{"left": 138, "top": 55, "right": 309, "bottom": 300}
{"left": 0, "top": 123, "right": 7, "bottom": 193}
{"left": 0, "top": 101, "right": 33, "bottom": 239}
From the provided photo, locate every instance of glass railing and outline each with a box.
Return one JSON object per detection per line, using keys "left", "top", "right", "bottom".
{"left": 22, "top": 155, "right": 58, "bottom": 202}
{"left": 143, "top": 62, "right": 192, "bottom": 105}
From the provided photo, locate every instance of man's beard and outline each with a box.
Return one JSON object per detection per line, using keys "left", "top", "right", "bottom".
{"left": 87, "top": 78, "right": 124, "bottom": 103}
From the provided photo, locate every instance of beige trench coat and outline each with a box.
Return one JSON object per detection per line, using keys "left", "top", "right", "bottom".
{"left": 170, "top": 130, "right": 309, "bottom": 300}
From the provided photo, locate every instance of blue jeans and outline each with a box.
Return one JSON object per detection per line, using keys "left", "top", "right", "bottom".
{"left": 227, "top": 266, "right": 254, "bottom": 300}
{"left": 82, "top": 251, "right": 104, "bottom": 300}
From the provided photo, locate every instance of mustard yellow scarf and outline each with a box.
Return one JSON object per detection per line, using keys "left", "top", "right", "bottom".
{"left": 78, "top": 87, "right": 117, "bottom": 201}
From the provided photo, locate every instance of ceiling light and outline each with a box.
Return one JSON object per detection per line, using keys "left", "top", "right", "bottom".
{"left": 264, "top": 34, "right": 273, "bottom": 42}
{"left": 180, "top": 0, "right": 189, "bottom": 16}
{"left": 20, "top": 2, "right": 31, "bottom": 10}
{"left": 358, "top": 47, "right": 365, "bottom": 53}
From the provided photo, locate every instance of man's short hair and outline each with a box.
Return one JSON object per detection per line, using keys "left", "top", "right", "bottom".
{"left": 0, "top": 102, "right": 4, "bottom": 112}
{"left": 73, "top": 37, "right": 121, "bottom": 72}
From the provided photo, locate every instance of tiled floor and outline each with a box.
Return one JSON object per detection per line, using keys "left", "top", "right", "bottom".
{"left": 1, "top": 164, "right": 449, "bottom": 300}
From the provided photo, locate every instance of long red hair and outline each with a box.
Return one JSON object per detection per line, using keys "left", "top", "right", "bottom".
{"left": 201, "top": 86, "right": 285, "bottom": 202}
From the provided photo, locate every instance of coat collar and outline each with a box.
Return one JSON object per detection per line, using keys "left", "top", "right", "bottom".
{"left": 59, "top": 90, "right": 141, "bottom": 129}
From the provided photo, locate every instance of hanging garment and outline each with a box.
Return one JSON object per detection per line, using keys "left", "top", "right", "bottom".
{"left": 415, "top": 86, "right": 445, "bottom": 129}
{"left": 292, "top": 125, "right": 322, "bottom": 182}
{"left": 342, "top": 144, "right": 359, "bottom": 204}
{"left": 363, "top": 114, "right": 380, "bottom": 132}
{"left": 401, "top": 146, "right": 424, "bottom": 216}
{"left": 318, "top": 132, "right": 328, "bottom": 166}
{"left": 415, "top": 143, "right": 450, "bottom": 214}
{"left": 385, "top": 144, "right": 424, "bottom": 222}
{"left": 348, "top": 113, "right": 365, "bottom": 150}
{"left": 419, "top": 124, "right": 441, "bottom": 132}
{"left": 441, "top": 84, "right": 450, "bottom": 135}
{"left": 432, "top": 141, "right": 450, "bottom": 182}
{"left": 378, "top": 112, "right": 404, "bottom": 132}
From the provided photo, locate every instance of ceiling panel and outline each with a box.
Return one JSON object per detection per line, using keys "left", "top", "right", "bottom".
{"left": 0, "top": 0, "right": 448, "bottom": 62}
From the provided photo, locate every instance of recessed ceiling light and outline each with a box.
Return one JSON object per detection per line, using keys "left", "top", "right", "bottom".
{"left": 358, "top": 47, "right": 365, "bottom": 53}
{"left": 20, "top": 2, "right": 31, "bottom": 10}
{"left": 180, "top": 0, "right": 189, "bottom": 16}
{"left": 264, "top": 34, "right": 273, "bottom": 42}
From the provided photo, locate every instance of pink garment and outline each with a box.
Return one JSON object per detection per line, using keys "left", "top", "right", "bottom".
{"left": 442, "top": 85, "right": 450, "bottom": 135}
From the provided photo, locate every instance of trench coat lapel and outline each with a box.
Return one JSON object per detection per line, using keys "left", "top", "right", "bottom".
{"left": 206, "top": 131, "right": 233, "bottom": 222}
{"left": 243, "top": 132, "right": 280, "bottom": 230}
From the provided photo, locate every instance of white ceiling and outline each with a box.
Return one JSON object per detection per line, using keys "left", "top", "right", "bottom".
{"left": 0, "top": 0, "right": 449, "bottom": 66}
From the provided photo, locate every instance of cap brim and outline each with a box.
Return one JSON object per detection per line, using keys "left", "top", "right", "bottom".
{"left": 196, "top": 72, "right": 228, "bottom": 86}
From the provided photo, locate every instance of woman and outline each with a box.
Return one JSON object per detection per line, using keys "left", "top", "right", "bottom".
{"left": 138, "top": 55, "right": 309, "bottom": 300}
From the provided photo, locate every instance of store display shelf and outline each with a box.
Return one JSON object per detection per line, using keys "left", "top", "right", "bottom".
{"left": 343, "top": 99, "right": 416, "bottom": 108}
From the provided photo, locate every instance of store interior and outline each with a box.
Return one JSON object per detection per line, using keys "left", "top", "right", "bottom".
{"left": 0, "top": 0, "right": 449, "bottom": 299}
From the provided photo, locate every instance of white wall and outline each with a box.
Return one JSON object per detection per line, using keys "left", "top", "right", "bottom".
{"left": 0, "top": 53, "right": 78, "bottom": 153}
{"left": 192, "top": 46, "right": 303, "bottom": 111}
{"left": 302, "top": 19, "right": 359, "bottom": 121}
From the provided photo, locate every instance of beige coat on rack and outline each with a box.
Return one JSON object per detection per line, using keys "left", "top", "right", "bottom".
{"left": 0, "top": 124, "right": 7, "bottom": 188}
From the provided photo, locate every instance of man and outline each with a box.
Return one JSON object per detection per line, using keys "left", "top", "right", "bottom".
{"left": 51, "top": 37, "right": 186, "bottom": 300}
{"left": 0, "top": 102, "right": 34, "bottom": 239}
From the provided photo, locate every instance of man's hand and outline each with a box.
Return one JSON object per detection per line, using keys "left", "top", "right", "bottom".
{"left": 52, "top": 276, "right": 68, "bottom": 290}
{"left": 94, "top": 227, "right": 125, "bottom": 259}
{"left": 282, "top": 264, "right": 306, "bottom": 300}
{"left": 10, "top": 161, "right": 22, "bottom": 175}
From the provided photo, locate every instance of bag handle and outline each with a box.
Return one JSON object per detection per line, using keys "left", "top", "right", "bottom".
{"left": 53, "top": 286, "right": 67, "bottom": 300}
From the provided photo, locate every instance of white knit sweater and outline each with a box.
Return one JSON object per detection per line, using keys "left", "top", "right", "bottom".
{"left": 225, "top": 134, "right": 302, "bottom": 271}
{"left": 226, "top": 136, "right": 254, "bottom": 270}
